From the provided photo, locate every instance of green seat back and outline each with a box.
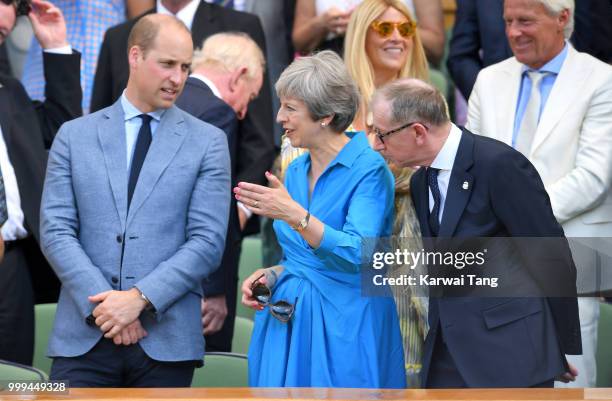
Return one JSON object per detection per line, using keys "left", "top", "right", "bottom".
{"left": 596, "top": 301, "right": 612, "bottom": 387}
{"left": 33, "top": 303, "right": 57, "bottom": 375}
{"left": 232, "top": 316, "right": 254, "bottom": 354}
{"left": 0, "top": 359, "right": 47, "bottom": 380}
{"left": 191, "top": 352, "right": 248, "bottom": 387}
{"left": 236, "top": 236, "right": 262, "bottom": 320}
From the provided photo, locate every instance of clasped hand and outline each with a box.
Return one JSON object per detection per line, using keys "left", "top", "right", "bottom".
{"left": 88, "top": 288, "right": 148, "bottom": 345}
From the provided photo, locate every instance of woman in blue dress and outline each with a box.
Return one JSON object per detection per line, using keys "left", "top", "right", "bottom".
{"left": 234, "top": 51, "right": 406, "bottom": 388}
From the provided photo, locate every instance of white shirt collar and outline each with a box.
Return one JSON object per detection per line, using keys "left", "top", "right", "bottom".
{"left": 189, "top": 73, "right": 222, "bottom": 99}
{"left": 157, "top": 0, "right": 200, "bottom": 30}
{"left": 430, "top": 123, "right": 462, "bottom": 172}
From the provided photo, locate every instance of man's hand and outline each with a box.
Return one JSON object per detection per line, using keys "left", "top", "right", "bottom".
{"left": 201, "top": 295, "right": 228, "bottom": 335}
{"left": 112, "top": 319, "right": 148, "bottom": 346}
{"left": 29, "top": 0, "right": 68, "bottom": 49}
{"left": 555, "top": 362, "right": 579, "bottom": 383}
{"left": 89, "top": 288, "right": 147, "bottom": 339}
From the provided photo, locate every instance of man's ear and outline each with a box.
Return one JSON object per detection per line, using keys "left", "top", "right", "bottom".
{"left": 128, "top": 46, "right": 142, "bottom": 69}
{"left": 229, "top": 66, "right": 248, "bottom": 93}
{"left": 557, "top": 9, "right": 570, "bottom": 33}
{"left": 413, "top": 123, "right": 428, "bottom": 145}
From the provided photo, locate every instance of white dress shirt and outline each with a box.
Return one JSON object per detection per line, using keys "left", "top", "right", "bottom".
{"left": 0, "top": 125, "right": 28, "bottom": 240}
{"left": 428, "top": 123, "right": 462, "bottom": 223}
{"left": 157, "top": 0, "right": 200, "bottom": 30}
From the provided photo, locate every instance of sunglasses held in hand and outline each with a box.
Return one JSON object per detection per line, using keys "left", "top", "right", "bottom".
{"left": 370, "top": 20, "right": 417, "bottom": 38}
{"left": 250, "top": 273, "right": 296, "bottom": 323}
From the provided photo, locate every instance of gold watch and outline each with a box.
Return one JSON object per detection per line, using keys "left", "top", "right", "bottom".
{"left": 292, "top": 211, "right": 311, "bottom": 232}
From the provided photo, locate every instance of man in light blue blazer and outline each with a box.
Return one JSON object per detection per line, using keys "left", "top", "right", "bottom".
{"left": 40, "top": 14, "right": 230, "bottom": 387}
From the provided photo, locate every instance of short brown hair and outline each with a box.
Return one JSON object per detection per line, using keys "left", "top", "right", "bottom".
{"left": 127, "top": 14, "right": 190, "bottom": 57}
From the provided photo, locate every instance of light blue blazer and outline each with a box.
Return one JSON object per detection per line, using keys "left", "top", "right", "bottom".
{"left": 40, "top": 99, "right": 231, "bottom": 362}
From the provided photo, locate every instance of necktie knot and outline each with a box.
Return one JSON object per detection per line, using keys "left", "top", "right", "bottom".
{"left": 139, "top": 114, "right": 153, "bottom": 125}
{"left": 527, "top": 70, "right": 548, "bottom": 87}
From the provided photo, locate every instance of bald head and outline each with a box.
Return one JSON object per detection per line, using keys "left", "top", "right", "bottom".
{"left": 127, "top": 14, "right": 191, "bottom": 58}
{"left": 372, "top": 78, "right": 450, "bottom": 128}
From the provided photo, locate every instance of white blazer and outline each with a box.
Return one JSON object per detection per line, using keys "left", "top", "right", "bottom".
{"left": 467, "top": 45, "right": 612, "bottom": 238}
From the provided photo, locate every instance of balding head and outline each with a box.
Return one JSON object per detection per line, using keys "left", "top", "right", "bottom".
{"left": 372, "top": 78, "right": 450, "bottom": 128}
{"left": 125, "top": 14, "right": 193, "bottom": 112}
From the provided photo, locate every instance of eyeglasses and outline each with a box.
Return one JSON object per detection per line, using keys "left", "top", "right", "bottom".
{"left": 250, "top": 273, "right": 296, "bottom": 323}
{"left": 373, "top": 121, "right": 427, "bottom": 144}
{"left": 0, "top": 0, "right": 32, "bottom": 16}
{"left": 370, "top": 20, "right": 416, "bottom": 38}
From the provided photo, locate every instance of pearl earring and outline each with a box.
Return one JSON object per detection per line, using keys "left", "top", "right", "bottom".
{"left": 321, "top": 122, "right": 327, "bottom": 127}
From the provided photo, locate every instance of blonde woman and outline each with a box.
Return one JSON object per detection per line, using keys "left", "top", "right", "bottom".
{"left": 344, "top": 0, "right": 430, "bottom": 387}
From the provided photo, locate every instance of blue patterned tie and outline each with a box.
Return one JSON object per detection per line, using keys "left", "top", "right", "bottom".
{"left": 128, "top": 114, "right": 153, "bottom": 209}
{"left": 212, "top": 0, "right": 234, "bottom": 8}
{"left": 427, "top": 167, "right": 441, "bottom": 236}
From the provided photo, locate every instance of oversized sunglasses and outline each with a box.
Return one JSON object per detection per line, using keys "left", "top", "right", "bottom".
{"left": 370, "top": 20, "right": 416, "bottom": 38}
{"left": 0, "top": 0, "right": 32, "bottom": 16}
{"left": 250, "top": 273, "right": 297, "bottom": 323}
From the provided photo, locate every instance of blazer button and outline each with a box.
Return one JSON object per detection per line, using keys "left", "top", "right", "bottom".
{"left": 111, "top": 277, "right": 119, "bottom": 284}
{"left": 116, "top": 235, "right": 122, "bottom": 244}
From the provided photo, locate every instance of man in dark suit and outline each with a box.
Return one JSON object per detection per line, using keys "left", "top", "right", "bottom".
{"left": 448, "top": 0, "right": 612, "bottom": 99}
{"left": 175, "top": 31, "right": 264, "bottom": 352}
{"left": 0, "top": 0, "right": 81, "bottom": 365}
{"left": 370, "top": 78, "right": 581, "bottom": 388}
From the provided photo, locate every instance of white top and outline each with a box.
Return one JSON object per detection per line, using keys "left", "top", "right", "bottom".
{"left": 428, "top": 123, "right": 462, "bottom": 223}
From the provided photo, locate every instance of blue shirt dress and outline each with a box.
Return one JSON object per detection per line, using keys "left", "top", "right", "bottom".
{"left": 248, "top": 132, "right": 407, "bottom": 388}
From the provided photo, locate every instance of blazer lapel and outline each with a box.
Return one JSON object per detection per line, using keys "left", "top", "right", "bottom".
{"left": 98, "top": 100, "right": 129, "bottom": 232}
{"left": 0, "top": 82, "right": 13, "bottom": 148}
{"left": 126, "top": 106, "right": 187, "bottom": 226}
{"left": 495, "top": 60, "right": 523, "bottom": 145}
{"left": 531, "top": 46, "right": 588, "bottom": 154}
{"left": 439, "top": 130, "right": 475, "bottom": 237}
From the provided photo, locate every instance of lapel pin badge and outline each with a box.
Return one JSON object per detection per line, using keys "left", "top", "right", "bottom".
{"left": 462, "top": 181, "right": 469, "bottom": 190}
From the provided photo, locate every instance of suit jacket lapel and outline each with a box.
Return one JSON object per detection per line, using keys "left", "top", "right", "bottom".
{"left": 439, "top": 130, "right": 475, "bottom": 237}
{"left": 126, "top": 106, "right": 187, "bottom": 226}
{"left": 98, "top": 100, "right": 128, "bottom": 232}
{"left": 0, "top": 82, "right": 13, "bottom": 148}
{"left": 496, "top": 60, "right": 523, "bottom": 145}
{"left": 531, "top": 46, "right": 588, "bottom": 154}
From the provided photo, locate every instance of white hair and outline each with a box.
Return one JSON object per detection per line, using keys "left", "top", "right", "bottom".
{"left": 192, "top": 32, "right": 265, "bottom": 80}
{"left": 534, "top": 0, "right": 575, "bottom": 39}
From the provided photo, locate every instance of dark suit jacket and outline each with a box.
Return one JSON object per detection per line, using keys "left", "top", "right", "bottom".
{"left": 411, "top": 129, "right": 581, "bottom": 387}
{"left": 448, "top": 0, "right": 612, "bottom": 99}
{"left": 175, "top": 77, "right": 241, "bottom": 351}
{"left": 0, "top": 51, "right": 82, "bottom": 302}
{"left": 90, "top": 2, "right": 275, "bottom": 188}
{"left": 0, "top": 43, "right": 11, "bottom": 76}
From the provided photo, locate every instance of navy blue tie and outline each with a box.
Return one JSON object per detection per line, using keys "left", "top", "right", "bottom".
{"left": 0, "top": 166, "right": 7, "bottom": 225}
{"left": 427, "top": 167, "right": 441, "bottom": 236}
{"left": 128, "top": 114, "right": 153, "bottom": 209}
